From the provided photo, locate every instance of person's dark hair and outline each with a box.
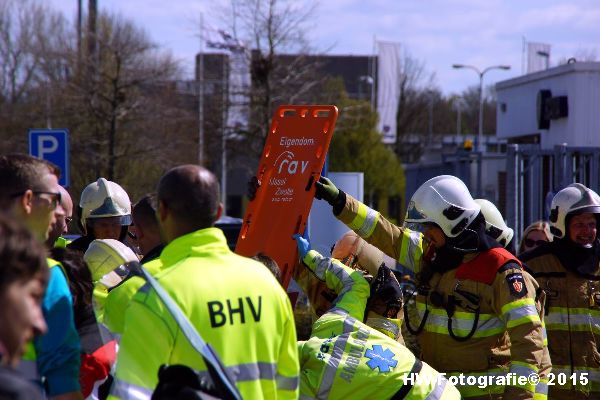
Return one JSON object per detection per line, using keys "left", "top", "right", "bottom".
{"left": 50, "top": 247, "right": 93, "bottom": 307}
{"left": 252, "top": 253, "right": 282, "bottom": 283}
{"left": 0, "top": 154, "right": 60, "bottom": 207}
{"left": 0, "top": 212, "right": 49, "bottom": 291}
{"left": 157, "top": 165, "right": 220, "bottom": 230}
{"left": 133, "top": 193, "right": 159, "bottom": 230}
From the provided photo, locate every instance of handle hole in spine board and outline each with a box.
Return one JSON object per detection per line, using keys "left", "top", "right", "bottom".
{"left": 313, "top": 109, "right": 330, "bottom": 118}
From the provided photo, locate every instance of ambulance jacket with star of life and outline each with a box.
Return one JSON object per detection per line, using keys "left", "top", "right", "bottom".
{"left": 335, "top": 193, "right": 548, "bottom": 400}
{"left": 108, "top": 227, "right": 299, "bottom": 400}
{"left": 298, "top": 249, "right": 462, "bottom": 400}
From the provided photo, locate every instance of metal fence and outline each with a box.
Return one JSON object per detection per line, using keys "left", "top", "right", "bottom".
{"left": 506, "top": 144, "right": 600, "bottom": 246}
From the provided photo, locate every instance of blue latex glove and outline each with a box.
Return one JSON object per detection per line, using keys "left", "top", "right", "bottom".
{"left": 293, "top": 233, "right": 311, "bottom": 259}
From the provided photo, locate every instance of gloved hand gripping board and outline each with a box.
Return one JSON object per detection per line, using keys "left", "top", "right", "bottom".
{"left": 235, "top": 105, "right": 338, "bottom": 289}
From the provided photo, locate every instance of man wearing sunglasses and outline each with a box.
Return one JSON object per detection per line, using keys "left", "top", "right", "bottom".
{"left": 520, "top": 183, "right": 600, "bottom": 399}
{"left": 314, "top": 174, "right": 547, "bottom": 400}
{"left": 0, "top": 154, "right": 82, "bottom": 400}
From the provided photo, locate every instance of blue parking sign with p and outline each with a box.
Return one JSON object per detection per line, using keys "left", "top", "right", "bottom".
{"left": 29, "top": 129, "right": 70, "bottom": 187}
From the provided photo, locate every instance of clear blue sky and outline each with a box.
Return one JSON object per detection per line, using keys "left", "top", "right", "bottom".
{"left": 47, "top": 0, "right": 600, "bottom": 95}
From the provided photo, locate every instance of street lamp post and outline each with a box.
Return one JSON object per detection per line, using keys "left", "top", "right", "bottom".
{"left": 452, "top": 64, "right": 511, "bottom": 152}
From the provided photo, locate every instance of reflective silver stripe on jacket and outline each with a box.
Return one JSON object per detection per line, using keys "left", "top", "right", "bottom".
{"left": 331, "top": 262, "right": 355, "bottom": 307}
{"left": 198, "top": 362, "right": 299, "bottom": 389}
{"left": 112, "top": 362, "right": 298, "bottom": 399}
{"left": 425, "top": 375, "right": 449, "bottom": 400}
{"left": 545, "top": 311, "right": 600, "bottom": 331}
{"left": 399, "top": 229, "right": 423, "bottom": 272}
{"left": 315, "top": 257, "right": 332, "bottom": 280}
{"left": 417, "top": 306, "right": 504, "bottom": 336}
{"left": 316, "top": 315, "right": 356, "bottom": 398}
{"left": 504, "top": 304, "right": 539, "bottom": 324}
{"left": 357, "top": 208, "right": 378, "bottom": 237}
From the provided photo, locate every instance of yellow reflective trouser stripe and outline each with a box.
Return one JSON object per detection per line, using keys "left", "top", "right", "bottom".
{"left": 501, "top": 298, "right": 540, "bottom": 328}
{"left": 534, "top": 378, "right": 548, "bottom": 400}
{"left": 545, "top": 307, "right": 600, "bottom": 332}
{"left": 509, "top": 361, "right": 537, "bottom": 392}
{"left": 416, "top": 302, "right": 505, "bottom": 337}
{"left": 348, "top": 203, "right": 379, "bottom": 238}
{"left": 541, "top": 321, "right": 548, "bottom": 345}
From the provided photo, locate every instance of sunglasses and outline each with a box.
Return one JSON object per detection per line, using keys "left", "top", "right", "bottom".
{"left": 36, "top": 191, "right": 62, "bottom": 210}
{"left": 523, "top": 238, "right": 547, "bottom": 248}
{"left": 12, "top": 190, "right": 62, "bottom": 210}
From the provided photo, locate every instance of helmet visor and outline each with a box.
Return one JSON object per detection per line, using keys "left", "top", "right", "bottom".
{"left": 88, "top": 214, "right": 132, "bottom": 226}
{"left": 89, "top": 197, "right": 130, "bottom": 219}
{"left": 404, "top": 203, "right": 428, "bottom": 223}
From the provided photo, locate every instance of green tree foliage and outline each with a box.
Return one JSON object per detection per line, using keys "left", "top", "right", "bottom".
{"left": 0, "top": 0, "right": 197, "bottom": 216}
{"left": 323, "top": 79, "right": 405, "bottom": 199}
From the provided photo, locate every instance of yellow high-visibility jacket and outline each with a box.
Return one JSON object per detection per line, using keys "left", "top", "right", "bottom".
{"left": 103, "top": 258, "right": 163, "bottom": 334}
{"left": 109, "top": 228, "right": 299, "bottom": 399}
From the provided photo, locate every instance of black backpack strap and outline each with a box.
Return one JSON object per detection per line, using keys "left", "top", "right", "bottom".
{"left": 390, "top": 358, "right": 423, "bottom": 399}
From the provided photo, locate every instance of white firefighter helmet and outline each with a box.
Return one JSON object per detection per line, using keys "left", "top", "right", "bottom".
{"left": 404, "top": 175, "right": 480, "bottom": 238}
{"left": 84, "top": 239, "right": 138, "bottom": 283}
{"left": 475, "top": 199, "right": 514, "bottom": 247}
{"left": 79, "top": 178, "right": 132, "bottom": 235}
{"left": 549, "top": 183, "right": 600, "bottom": 239}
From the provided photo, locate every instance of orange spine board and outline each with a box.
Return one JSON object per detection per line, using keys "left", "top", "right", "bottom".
{"left": 235, "top": 105, "right": 338, "bottom": 288}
